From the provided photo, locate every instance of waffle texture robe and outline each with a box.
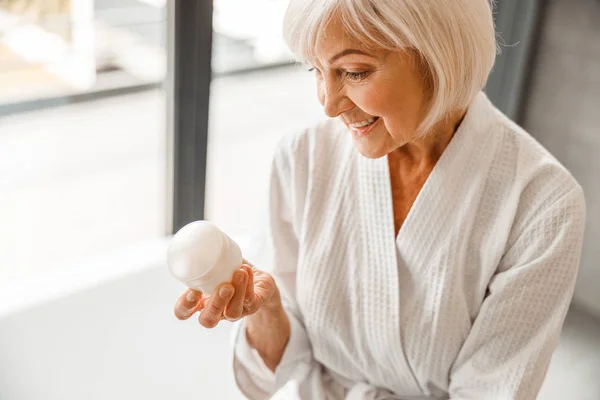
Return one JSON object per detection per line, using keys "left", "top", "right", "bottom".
{"left": 231, "top": 92, "right": 586, "bottom": 400}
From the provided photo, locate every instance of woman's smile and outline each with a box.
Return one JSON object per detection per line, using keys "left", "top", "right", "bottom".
{"left": 346, "top": 116, "right": 381, "bottom": 137}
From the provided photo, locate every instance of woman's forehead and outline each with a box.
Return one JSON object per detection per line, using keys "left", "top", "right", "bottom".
{"left": 310, "top": 39, "right": 388, "bottom": 66}
{"left": 308, "top": 15, "right": 393, "bottom": 62}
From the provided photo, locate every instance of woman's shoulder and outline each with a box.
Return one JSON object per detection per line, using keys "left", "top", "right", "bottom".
{"left": 488, "top": 108, "right": 585, "bottom": 220}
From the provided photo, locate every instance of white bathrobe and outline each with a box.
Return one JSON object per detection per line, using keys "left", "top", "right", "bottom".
{"left": 231, "top": 92, "right": 586, "bottom": 400}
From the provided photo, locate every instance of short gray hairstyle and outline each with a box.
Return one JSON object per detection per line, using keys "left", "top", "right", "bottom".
{"left": 283, "top": 0, "right": 497, "bottom": 134}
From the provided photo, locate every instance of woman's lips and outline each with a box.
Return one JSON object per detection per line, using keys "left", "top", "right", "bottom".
{"left": 348, "top": 117, "right": 380, "bottom": 137}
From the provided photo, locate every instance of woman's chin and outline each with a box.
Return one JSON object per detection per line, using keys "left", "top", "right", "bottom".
{"left": 352, "top": 139, "right": 389, "bottom": 159}
{"left": 354, "top": 142, "right": 388, "bottom": 159}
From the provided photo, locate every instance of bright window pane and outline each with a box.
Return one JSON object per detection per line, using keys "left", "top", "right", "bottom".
{"left": 0, "top": 0, "right": 166, "bottom": 106}
{"left": 0, "top": 1, "right": 168, "bottom": 282}
{"left": 207, "top": 0, "right": 322, "bottom": 238}
{"left": 213, "top": 0, "right": 292, "bottom": 74}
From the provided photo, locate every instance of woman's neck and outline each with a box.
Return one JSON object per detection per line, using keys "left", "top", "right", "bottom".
{"left": 388, "top": 109, "right": 467, "bottom": 171}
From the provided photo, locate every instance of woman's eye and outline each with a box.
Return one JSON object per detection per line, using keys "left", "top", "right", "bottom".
{"left": 308, "top": 67, "right": 321, "bottom": 75}
{"left": 345, "top": 71, "right": 369, "bottom": 81}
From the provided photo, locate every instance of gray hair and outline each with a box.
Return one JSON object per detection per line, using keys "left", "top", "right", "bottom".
{"left": 283, "top": 0, "right": 498, "bottom": 134}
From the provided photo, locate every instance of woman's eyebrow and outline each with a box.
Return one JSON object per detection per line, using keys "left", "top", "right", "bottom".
{"left": 329, "top": 49, "right": 376, "bottom": 63}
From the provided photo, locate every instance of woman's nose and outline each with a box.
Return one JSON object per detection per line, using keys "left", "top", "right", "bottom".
{"left": 318, "top": 80, "right": 353, "bottom": 118}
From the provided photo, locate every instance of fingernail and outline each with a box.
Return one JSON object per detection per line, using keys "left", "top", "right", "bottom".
{"left": 234, "top": 271, "right": 245, "bottom": 284}
{"left": 186, "top": 291, "right": 198, "bottom": 302}
{"left": 175, "top": 306, "right": 191, "bottom": 319}
{"left": 219, "top": 287, "right": 233, "bottom": 299}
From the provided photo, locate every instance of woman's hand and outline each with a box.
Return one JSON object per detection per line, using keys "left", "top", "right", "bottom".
{"left": 175, "top": 260, "right": 290, "bottom": 371}
{"left": 174, "top": 261, "right": 280, "bottom": 328}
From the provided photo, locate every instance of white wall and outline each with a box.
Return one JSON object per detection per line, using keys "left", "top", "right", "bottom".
{"left": 0, "top": 264, "right": 244, "bottom": 400}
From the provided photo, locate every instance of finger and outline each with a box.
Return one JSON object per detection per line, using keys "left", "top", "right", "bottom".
{"left": 199, "top": 284, "right": 234, "bottom": 328}
{"left": 196, "top": 296, "right": 209, "bottom": 313}
{"left": 224, "top": 269, "right": 248, "bottom": 321}
{"left": 241, "top": 264, "right": 255, "bottom": 303}
{"left": 244, "top": 289, "right": 264, "bottom": 315}
{"left": 174, "top": 289, "right": 203, "bottom": 320}
{"left": 246, "top": 272, "right": 275, "bottom": 315}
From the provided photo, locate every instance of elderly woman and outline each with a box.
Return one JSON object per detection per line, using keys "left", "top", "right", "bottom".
{"left": 175, "top": 1, "right": 586, "bottom": 399}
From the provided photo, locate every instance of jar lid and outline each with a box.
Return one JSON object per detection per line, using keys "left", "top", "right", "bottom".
{"left": 168, "top": 221, "right": 224, "bottom": 281}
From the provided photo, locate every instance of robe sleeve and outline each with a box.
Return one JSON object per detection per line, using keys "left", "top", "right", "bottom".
{"left": 230, "top": 136, "right": 345, "bottom": 400}
{"left": 448, "top": 185, "right": 586, "bottom": 400}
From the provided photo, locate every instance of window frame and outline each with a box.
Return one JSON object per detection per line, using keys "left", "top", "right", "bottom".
{"left": 169, "top": 0, "right": 213, "bottom": 233}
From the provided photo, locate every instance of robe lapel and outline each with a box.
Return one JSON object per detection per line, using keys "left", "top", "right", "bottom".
{"left": 355, "top": 92, "right": 496, "bottom": 395}
{"left": 356, "top": 154, "right": 423, "bottom": 394}
{"left": 396, "top": 92, "right": 497, "bottom": 275}
{"left": 393, "top": 92, "right": 498, "bottom": 391}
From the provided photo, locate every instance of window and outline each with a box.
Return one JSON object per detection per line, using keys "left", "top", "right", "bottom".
{"left": 213, "top": 0, "right": 292, "bottom": 74}
{"left": 206, "top": 0, "right": 322, "bottom": 239}
{"left": 0, "top": 0, "right": 319, "bottom": 287}
{"left": 0, "top": 0, "right": 169, "bottom": 283}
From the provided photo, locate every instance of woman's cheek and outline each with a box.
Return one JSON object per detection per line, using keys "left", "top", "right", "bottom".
{"left": 352, "top": 87, "right": 387, "bottom": 116}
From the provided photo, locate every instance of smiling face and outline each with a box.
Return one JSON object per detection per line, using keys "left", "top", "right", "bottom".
{"left": 309, "top": 17, "right": 433, "bottom": 159}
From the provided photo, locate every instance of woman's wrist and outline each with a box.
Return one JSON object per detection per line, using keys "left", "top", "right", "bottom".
{"left": 261, "top": 285, "right": 283, "bottom": 311}
{"left": 245, "top": 296, "right": 291, "bottom": 371}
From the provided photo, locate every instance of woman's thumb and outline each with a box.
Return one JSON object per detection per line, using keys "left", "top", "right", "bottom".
{"left": 174, "top": 289, "right": 203, "bottom": 320}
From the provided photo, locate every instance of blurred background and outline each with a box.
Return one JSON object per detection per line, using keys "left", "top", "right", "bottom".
{"left": 0, "top": 0, "right": 598, "bottom": 399}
